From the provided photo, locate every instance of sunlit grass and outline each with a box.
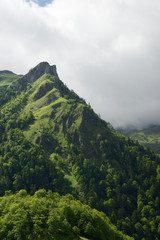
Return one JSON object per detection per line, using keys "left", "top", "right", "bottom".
{"left": 64, "top": 172, "right": 78, "bottom": 188}
{"left": 0, "top": 73, "right": 20, "bottom": 86}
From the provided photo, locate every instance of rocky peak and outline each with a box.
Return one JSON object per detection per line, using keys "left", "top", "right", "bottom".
{"left": 26, "top": 62, "right": 58, "bottom": 83}
{"left": 10, "top": 62, "right": 59, "bottom": 91}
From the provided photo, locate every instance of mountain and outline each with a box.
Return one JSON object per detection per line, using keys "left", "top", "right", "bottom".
{"left": 0, "top": 62, "right": 160, "bottom": 239}
{"left": 126, "top": 125, "right": 160, "bottom": 154}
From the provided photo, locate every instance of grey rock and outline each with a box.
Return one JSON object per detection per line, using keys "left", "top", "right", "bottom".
{"left": 10, "top": 62, "right": 58, "bottom": 91}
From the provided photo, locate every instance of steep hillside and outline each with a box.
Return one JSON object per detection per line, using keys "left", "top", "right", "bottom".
{"left": 128, "top": 125, "right": 160, "bottom": 154}
{"left": 1, "top": 62, "right": 160, "bottom": 239}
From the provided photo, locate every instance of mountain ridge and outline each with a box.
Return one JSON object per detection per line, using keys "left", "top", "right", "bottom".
{"left": 0, "top": 70, "right": 15, "bottom": 74}
{"left": 9, "top": 62, "right": 58, "bottom": 91}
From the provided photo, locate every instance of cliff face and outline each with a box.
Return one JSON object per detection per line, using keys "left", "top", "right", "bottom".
{"left": 10, "top": 62, "right": 58, "bottom": 91}
{"left": 25, "top": 62, "right": 59, "bottom": 83}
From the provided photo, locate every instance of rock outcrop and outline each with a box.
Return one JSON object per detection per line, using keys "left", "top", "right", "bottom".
{"left": 10, "top": 62, "right": 58, "bottom": 91}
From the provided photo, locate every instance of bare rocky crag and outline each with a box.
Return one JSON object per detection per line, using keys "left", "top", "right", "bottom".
{"left": 10, "top": 62, "right": 58, "bottom": 91}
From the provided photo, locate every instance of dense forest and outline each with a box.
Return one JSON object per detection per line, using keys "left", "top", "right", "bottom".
{"left": 0, "top": 62, "right": 160, "bottom": 239}
{"left": 0, "top": 189, "right": 132, "bottom": 240}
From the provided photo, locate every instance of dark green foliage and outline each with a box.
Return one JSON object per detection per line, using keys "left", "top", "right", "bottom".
{"left": 5, "top": 111, "right": 35, "bottom": 130}
{"left": 0, "top": 127, "right": 71, "bottom": 196}
{"left": 64, "top": 133, "right": 160, "bottom": 240}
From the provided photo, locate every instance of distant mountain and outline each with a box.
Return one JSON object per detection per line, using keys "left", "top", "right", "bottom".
{"left": 127, "top": 125, "right": 160, "bottom": 154}
{"left": 1, "top": 62, "right": 160, "bottom": 239}
{"left": 116, "top": 125, "right": 139, "bottom": 136}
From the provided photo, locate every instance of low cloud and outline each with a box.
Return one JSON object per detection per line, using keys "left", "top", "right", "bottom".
{"left": 0, "top": 0, "right": 160, "bottom": 128}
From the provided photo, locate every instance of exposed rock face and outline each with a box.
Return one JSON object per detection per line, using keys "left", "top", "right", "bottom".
{"left": 10, "top": 62, "right": 58, "bottom": 91}
{"left": 24, "top": 62, "right": 58, "bottom": 83}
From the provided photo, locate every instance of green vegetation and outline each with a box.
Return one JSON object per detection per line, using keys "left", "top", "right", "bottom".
{"left": 1, "top": 62, "right": 160, "bottom": 239}
{"left": 64, "top": 172, "right": 78, "bottom": 188}
{"left": 0, "top": 72, "right": 20, "bottom": 87}
{"left": 129, "top": 125, "right": 160, "bottom": 154}
{"left": 0, "top": 189, "right": 132, "bottom": 240}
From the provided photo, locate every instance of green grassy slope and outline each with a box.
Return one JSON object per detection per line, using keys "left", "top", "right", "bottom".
{"left": 0, "top": 71, "right": 22, "bottom": 108}
{"left": 0, "top": 71, "right": 21, "bottom": 87}
{"left": 17, "top": 73, "right": 87, "bottom": 147}
{"left": 129, "top": 125, "right": 160, "bottom": 154}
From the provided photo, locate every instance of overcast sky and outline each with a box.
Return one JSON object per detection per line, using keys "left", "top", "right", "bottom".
{"left": 0, "top": 0, "right": 160, "bottom": 129}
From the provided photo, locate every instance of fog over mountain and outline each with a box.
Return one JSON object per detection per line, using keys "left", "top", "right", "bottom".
{"left": 1, "top": 0, "right": 160, "bottom": 128}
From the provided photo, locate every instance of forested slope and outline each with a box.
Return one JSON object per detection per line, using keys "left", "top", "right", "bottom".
{"left": 0, "top": 62, "right": 160, "bottom": 239}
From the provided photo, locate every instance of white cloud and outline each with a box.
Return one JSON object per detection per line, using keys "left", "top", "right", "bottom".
{"left": 0, "top": 0, "right": 160, "bottom": 128}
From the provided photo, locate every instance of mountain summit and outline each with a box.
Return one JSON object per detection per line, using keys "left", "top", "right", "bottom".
{"left": 10, "top": 62, "right": 58, "bottom": 91}
{"left": 26, "top": 62, "right": 59, "bottom": 80}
